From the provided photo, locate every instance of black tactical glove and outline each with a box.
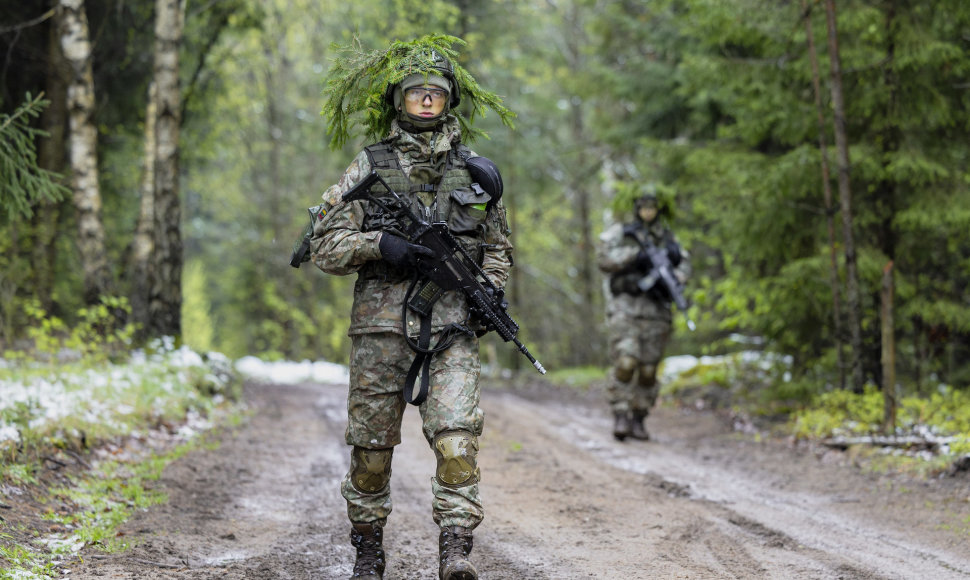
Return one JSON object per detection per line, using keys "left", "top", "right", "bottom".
{"left": 666, "top": 241, "right": 682, "bottom": 267}
{"left": 379, "top": 233, "right": 433, "bottom": 269}
{"left": 634, "top": 249, "right": 653, "bottom": 270}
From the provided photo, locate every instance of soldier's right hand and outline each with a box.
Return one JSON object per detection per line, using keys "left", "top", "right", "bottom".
{"left": 378, "top": 233, "right": 433, "bottom": 268}
{"left": 634, "top": 249, "right": 653, "bottom": 270}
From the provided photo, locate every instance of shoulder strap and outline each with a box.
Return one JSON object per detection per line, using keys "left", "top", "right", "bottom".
{"left": 364, "top": 141, "right": 400, "bottom": 170}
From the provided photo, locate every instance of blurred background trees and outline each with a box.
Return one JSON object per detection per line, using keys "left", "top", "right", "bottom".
{"left": 2, "top": 0, "right": 969, "bottom": 405}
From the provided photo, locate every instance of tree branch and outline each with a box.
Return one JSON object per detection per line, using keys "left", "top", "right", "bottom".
{"left": 0, "top": 8, "right": 56, "bottom": 34}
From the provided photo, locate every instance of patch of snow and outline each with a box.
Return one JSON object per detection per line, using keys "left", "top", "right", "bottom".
{"left": 235, "top": 356, "right": 349, "bottom": 385}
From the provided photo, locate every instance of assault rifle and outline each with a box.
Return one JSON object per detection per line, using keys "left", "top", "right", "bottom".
{"left": 342, "top": 171, "right": 546, "bottom": 375}
{"left": 633, "top": 233, "right": 696, "bottom": 331}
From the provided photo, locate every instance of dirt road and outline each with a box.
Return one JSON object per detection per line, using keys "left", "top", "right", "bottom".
{"left": 66, "top": 379, "right": 970, "bottom": 579}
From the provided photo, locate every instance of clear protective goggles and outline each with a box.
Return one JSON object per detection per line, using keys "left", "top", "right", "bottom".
{"left": 404, "top": 86, "right": 449, "bottom": 104}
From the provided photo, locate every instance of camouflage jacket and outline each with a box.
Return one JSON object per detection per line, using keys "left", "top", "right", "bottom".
{"left": 311, "top": 117, "right": 514, "bottom": 337}
{"left": 596, "top": 218, "right": 691, "bottom": 319}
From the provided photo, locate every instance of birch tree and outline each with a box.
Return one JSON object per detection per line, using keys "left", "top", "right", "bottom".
{"left": 57, "top": 0, "right": 110, "bottom": 304}
{"left": 130, "top": 82, "right": 157, "bottom": 331}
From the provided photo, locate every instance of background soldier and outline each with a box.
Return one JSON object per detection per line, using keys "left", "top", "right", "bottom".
{"left": 596, "top": 189, "right": 691, "bottom": 442}
{"left": 310, "top": 36, "right": 514, "bottom": 580}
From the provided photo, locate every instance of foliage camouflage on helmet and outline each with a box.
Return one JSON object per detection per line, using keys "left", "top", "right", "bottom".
{"left": 611, "top": 181, "right": 676, "bottom": 221}
{"left": 321, "top": 34, "right": 516, "bottom": 150}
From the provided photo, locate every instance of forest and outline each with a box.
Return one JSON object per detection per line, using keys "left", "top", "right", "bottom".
{"left": 3, "top": 0, "right": 970, "bottom": 424}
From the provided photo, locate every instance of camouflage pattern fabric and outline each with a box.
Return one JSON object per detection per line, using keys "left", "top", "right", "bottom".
{"left": 311, "top": 117, "right": 513, "bottom": 336}
{"left": 340, "top": 331, "right": 484, "bottom": 529}
{"left": 312, "top": 115, "right": 510, "bottom": 531}
{"left": 597, "top": 218, "right": 690, "bottom": 415}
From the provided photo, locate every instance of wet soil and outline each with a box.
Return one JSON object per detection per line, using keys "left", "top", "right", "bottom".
{"left": 56, "top": 379, "right": 970, "bottom": 579}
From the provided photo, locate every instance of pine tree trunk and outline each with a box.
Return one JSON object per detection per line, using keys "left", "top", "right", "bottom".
{"left": 147, "top": 0, "right": 185, "bottom": 339}
{"left": 57, "top": 0, "right": 111, "bottom": 304}
{"left": 876, "top": 1, "right": 901, "bottom": 388}
{"left": 803, "top": 0, "right": 846, "bottom": 390}
{"left": 563, "top": 2, "right": 601, "bottom": 365}
{"left": 824, "top": 0, "right": 865, "bottom": 392}
{"left": 130, "top": 82, "right": 157, "bottom": 332}
{"left": 881, "top": 261, "right": 896, "bottom": 433}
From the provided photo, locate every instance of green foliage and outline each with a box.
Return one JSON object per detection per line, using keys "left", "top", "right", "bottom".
{"left": 182, "top": 260, "right": 214, "bottom": 353}
{"left": 45, "top": 446, "right": 190, "bottom": 552}
{"left": 321, "top": 34, "right": 515, "bottom": 149}
{"left": 10, "top": 296, "right": 136, "bottom": 365}
{"left": 792, "top": 386, "right": 970, "bottom": 451}
{"left": 0, "top": 93, "right": 69, "bottom": 221}
{"left": 543, "top": 365, "right": 608, "bottom": 390}
{"left": 0, "top": 543, "right": 57, "bottom": 579}
{"left": 610, "top": 180, "right": 678, "bottom": 221}
{"left": 5, "top": 0, "right": 970, "bottom": 395}
{"left": 791, "top": 387, "right": 885, "bottom": 439}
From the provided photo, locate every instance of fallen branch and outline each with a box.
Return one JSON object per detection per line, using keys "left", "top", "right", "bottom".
{"left": 822, "top": 435, "right": 956, "bottom": 451}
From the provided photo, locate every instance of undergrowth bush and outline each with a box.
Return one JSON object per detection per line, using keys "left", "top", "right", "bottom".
{"left": 0, "top": 300, "right": 243, "bottom": 579}
{"left": 791, "top": 386, "right": 970, "bottom": 455}
{"left": 0, "top": 297, "right": 240, "bottom": 467}
{"left": 664, "top": 352, "right": 970, "bottom": 460}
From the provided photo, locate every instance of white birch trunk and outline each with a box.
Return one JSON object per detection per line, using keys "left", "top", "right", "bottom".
{"left": 57, "top": 0, "right": 110, "bottom": 303}
{"left": 130, "top": 82, "right": 157, "bottom": 329}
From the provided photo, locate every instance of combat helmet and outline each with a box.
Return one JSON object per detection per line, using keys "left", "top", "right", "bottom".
{"left": 321, "top": 34, "right": 515, "bottom": 150}
{"left": 634, "top": 192, "right": 658, "bottom": 212}
{"left": 384, "top": 49, "right": 462, "bottom": 111}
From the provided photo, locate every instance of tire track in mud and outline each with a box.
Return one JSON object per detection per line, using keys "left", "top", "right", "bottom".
{"left": 63, "top": 381, "right": 970, "bottom": 579}
{"left": 519, "top": 389, "right": 970, "bottom": 580}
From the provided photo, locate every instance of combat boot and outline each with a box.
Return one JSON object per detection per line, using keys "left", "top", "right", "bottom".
{"left": 612, "top": 411, "right": 631, "bottom": 441}
{"left": 349, "top": 522, "right": 385, "bottom": 579}
{"left": 439, "top": 526, "right": 477, "bottom": 580}
{"left": 630, "top": 411, "right": 651, "bottom": 441}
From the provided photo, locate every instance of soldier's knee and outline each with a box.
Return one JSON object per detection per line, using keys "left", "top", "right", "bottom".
{"left": 615, "top": 355, "right": 638, "bottom": 383}
{"left": 433, "top": 430, "right": 479, "bottom": 488}
{"left": 636, "top": 363, "right": 657, "bottom": 388}
{"left": 350, "top": 446, "right": 393, "bottom": 494}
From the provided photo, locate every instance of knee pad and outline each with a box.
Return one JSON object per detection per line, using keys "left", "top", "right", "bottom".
{"left": 350, "top": 446, "right": 393, "bottom": 494}
{"left": 433, "top": 430, "right": 479, "bottom": 488}
{"left": 636, "top": 363, "right": 657, "bottom": 388}
{"left": 615, "top": 355, "right": 638, "bottom": 383}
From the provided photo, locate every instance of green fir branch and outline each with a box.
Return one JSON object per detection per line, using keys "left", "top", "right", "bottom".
{"left": 321, "top": 34, "right": 515, "bottom": 150}
{"left": 0, "top": 93, "right": 69, "bottom": 220}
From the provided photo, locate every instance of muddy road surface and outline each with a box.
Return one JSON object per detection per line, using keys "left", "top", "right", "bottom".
{"left": 66, "top": 379, "right": 970, "bottom": 579}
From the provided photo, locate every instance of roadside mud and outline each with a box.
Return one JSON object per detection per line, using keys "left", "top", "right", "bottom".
{"left": 60, "top": 379, "right": 970, "bottom": 579}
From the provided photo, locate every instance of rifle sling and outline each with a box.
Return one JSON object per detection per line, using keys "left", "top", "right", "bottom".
{"left": 404, "top": 315, "right": 434, "bottom": 406}
{"left": 401, "top": 276, "right": 467, "bottom": 406}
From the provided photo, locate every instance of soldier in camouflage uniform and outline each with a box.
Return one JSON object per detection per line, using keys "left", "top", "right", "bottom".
{"left": 596, "top": 192, "right": 690, "bottom": 442}
{"left": 310, "top": 48, "right": 512, "bottom": 580}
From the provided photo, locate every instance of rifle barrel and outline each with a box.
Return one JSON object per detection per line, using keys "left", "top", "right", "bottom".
{"left": 514, "top": 337, "right": 546, "bottom": 374}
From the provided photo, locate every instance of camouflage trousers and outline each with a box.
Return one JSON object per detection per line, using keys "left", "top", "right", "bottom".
{"left": 341, "top": 331, "right": 485, "bottom": 530}
{"left": 606, "top": 312, "right": 671, "bottom": 415}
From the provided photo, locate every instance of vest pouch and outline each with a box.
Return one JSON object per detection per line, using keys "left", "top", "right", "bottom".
{"left": 447, "top": 185, "right": 491, "bottom": 235}
{"left": 610, "top": 272, "right": 643, "bottom": 296}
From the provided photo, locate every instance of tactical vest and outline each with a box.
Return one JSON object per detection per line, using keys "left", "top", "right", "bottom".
{"left": 358, "top": 141, "right": 489, "bottom": 281}
{"left": 609, "top": 223, "right": 677, "bottom": 301}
